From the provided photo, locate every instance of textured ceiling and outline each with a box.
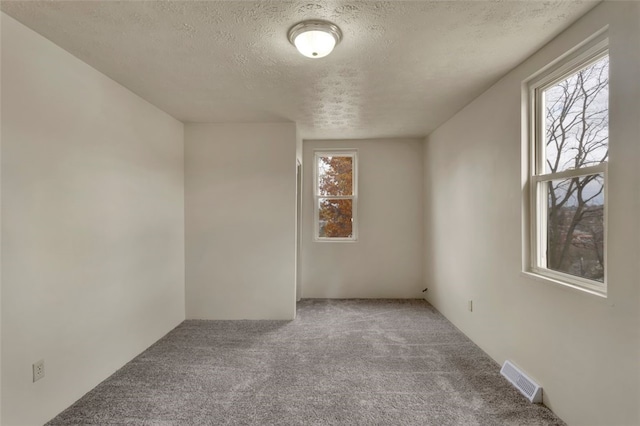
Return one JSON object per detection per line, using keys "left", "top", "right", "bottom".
{"left": 1, "top": 1, "right": 599, "bottom": 139}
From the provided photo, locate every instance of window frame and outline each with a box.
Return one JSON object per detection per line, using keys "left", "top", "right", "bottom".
{"left": 526, "top": 35, "right": 609, "bottom": 296}
{"left": 313, "top": 149, "right": 358, "bottom": 242}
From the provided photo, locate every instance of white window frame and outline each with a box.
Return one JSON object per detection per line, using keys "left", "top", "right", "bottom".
{"left": 526, "top": 34, "right": 608, "bottom": 296}
{"left": 313, "top": 150, "right": 358, "bottom": 242}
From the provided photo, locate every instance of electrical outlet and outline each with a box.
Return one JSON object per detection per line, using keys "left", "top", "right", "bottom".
{"left": 33, "top": 359, "right": 45, "bottom": 382}
{"left": 468, "top": 300, "right": 473, "bottom": 312}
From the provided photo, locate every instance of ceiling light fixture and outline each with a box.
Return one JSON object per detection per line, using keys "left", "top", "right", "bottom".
{"left": 288, "top": 20, "right": 342, "bottom": 59}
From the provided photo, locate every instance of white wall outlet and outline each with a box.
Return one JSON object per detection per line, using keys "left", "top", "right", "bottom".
{"left": 468, "top": 300, "right": 473, "bottom": 312}
{"left": 33, "top": 359, "right": 45, "bottom": 382}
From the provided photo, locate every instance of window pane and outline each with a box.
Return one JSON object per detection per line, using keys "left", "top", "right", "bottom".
{"left": 543, "top": 55, "right": 608, "bottom": 174}
{"left": 546, "top": 173, "right": 604, "bottom": 281}
{"left": 318, "top": 156, "right": 353, "bottom": 196}
{"left": 319, "top": 198, "right": 352, "bottom": 238}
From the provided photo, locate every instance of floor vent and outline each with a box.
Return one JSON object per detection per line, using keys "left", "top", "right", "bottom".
{"left": 500, "top": 360, "right": 542, "bottom": 403}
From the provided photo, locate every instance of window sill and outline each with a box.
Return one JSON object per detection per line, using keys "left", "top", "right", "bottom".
{"left": 520, "top": 270, "right": 608, "bottom": 300}
{"left": 314, "top": 238, "right": 358, "bottom": 243}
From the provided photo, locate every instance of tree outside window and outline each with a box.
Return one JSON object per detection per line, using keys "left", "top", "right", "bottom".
{"left": 530, "top": 43, "right": 608, "bottom": 293}
{"left": 315, "top": 151, "right": 357, "bottom": 240}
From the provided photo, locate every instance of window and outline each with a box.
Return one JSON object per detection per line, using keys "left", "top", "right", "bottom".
{"left": 314, "top": 150, "right": 357, "bottom": 241}
{"left": 528, "top": 37, "right": 608, "bottom": 295}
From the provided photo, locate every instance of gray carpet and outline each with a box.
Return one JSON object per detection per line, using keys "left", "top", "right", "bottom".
{"left": 47, "top": 299, "right": 564, "bottom": 425}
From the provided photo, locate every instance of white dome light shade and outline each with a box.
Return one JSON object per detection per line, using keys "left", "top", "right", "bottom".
{"left": 288, "top": 20, "right": 342, "bottom": 59}
{"left": 294, "top": 30, "right": 336, "bottom": 58}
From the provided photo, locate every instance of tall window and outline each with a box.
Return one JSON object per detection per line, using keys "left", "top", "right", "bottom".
{"left": 314, "top": 150, "right": 357, "bottom": 241}
{"left": 528, "top": 38, "right": 608, "bottom": 295}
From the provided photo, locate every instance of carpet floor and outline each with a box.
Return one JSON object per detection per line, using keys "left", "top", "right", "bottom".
{"left": 47, "top": 299, "right": 564, "bottom": 425}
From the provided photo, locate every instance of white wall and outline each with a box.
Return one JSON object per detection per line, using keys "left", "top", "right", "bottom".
{"left": 0, "top": 13, "right": 3, "bottom": 422}
{"left": 185, "top": 123, "right": 297, "bottom": 320}
{"left": 302, "top": 139, "right": 424, "bottom": 298}
{"left": 1, "top": 13, "right": 185, "bottom": 426}
{"left": 422, "top": 2, "right": 640, "bottom": 425}
{"left": 295, "top": 129, "right": 303, "bottom": 302}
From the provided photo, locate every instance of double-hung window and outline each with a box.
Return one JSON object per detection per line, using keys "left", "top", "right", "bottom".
{"left": 528, "top": 36, "right": 609, "bottom": 295}
{"left": 314, "top": 150, "right": 357, "bottom": 241}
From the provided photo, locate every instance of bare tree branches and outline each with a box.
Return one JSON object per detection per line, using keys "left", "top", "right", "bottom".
{"left": 544, "top": 56, "right": 608, "bottom": 280}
